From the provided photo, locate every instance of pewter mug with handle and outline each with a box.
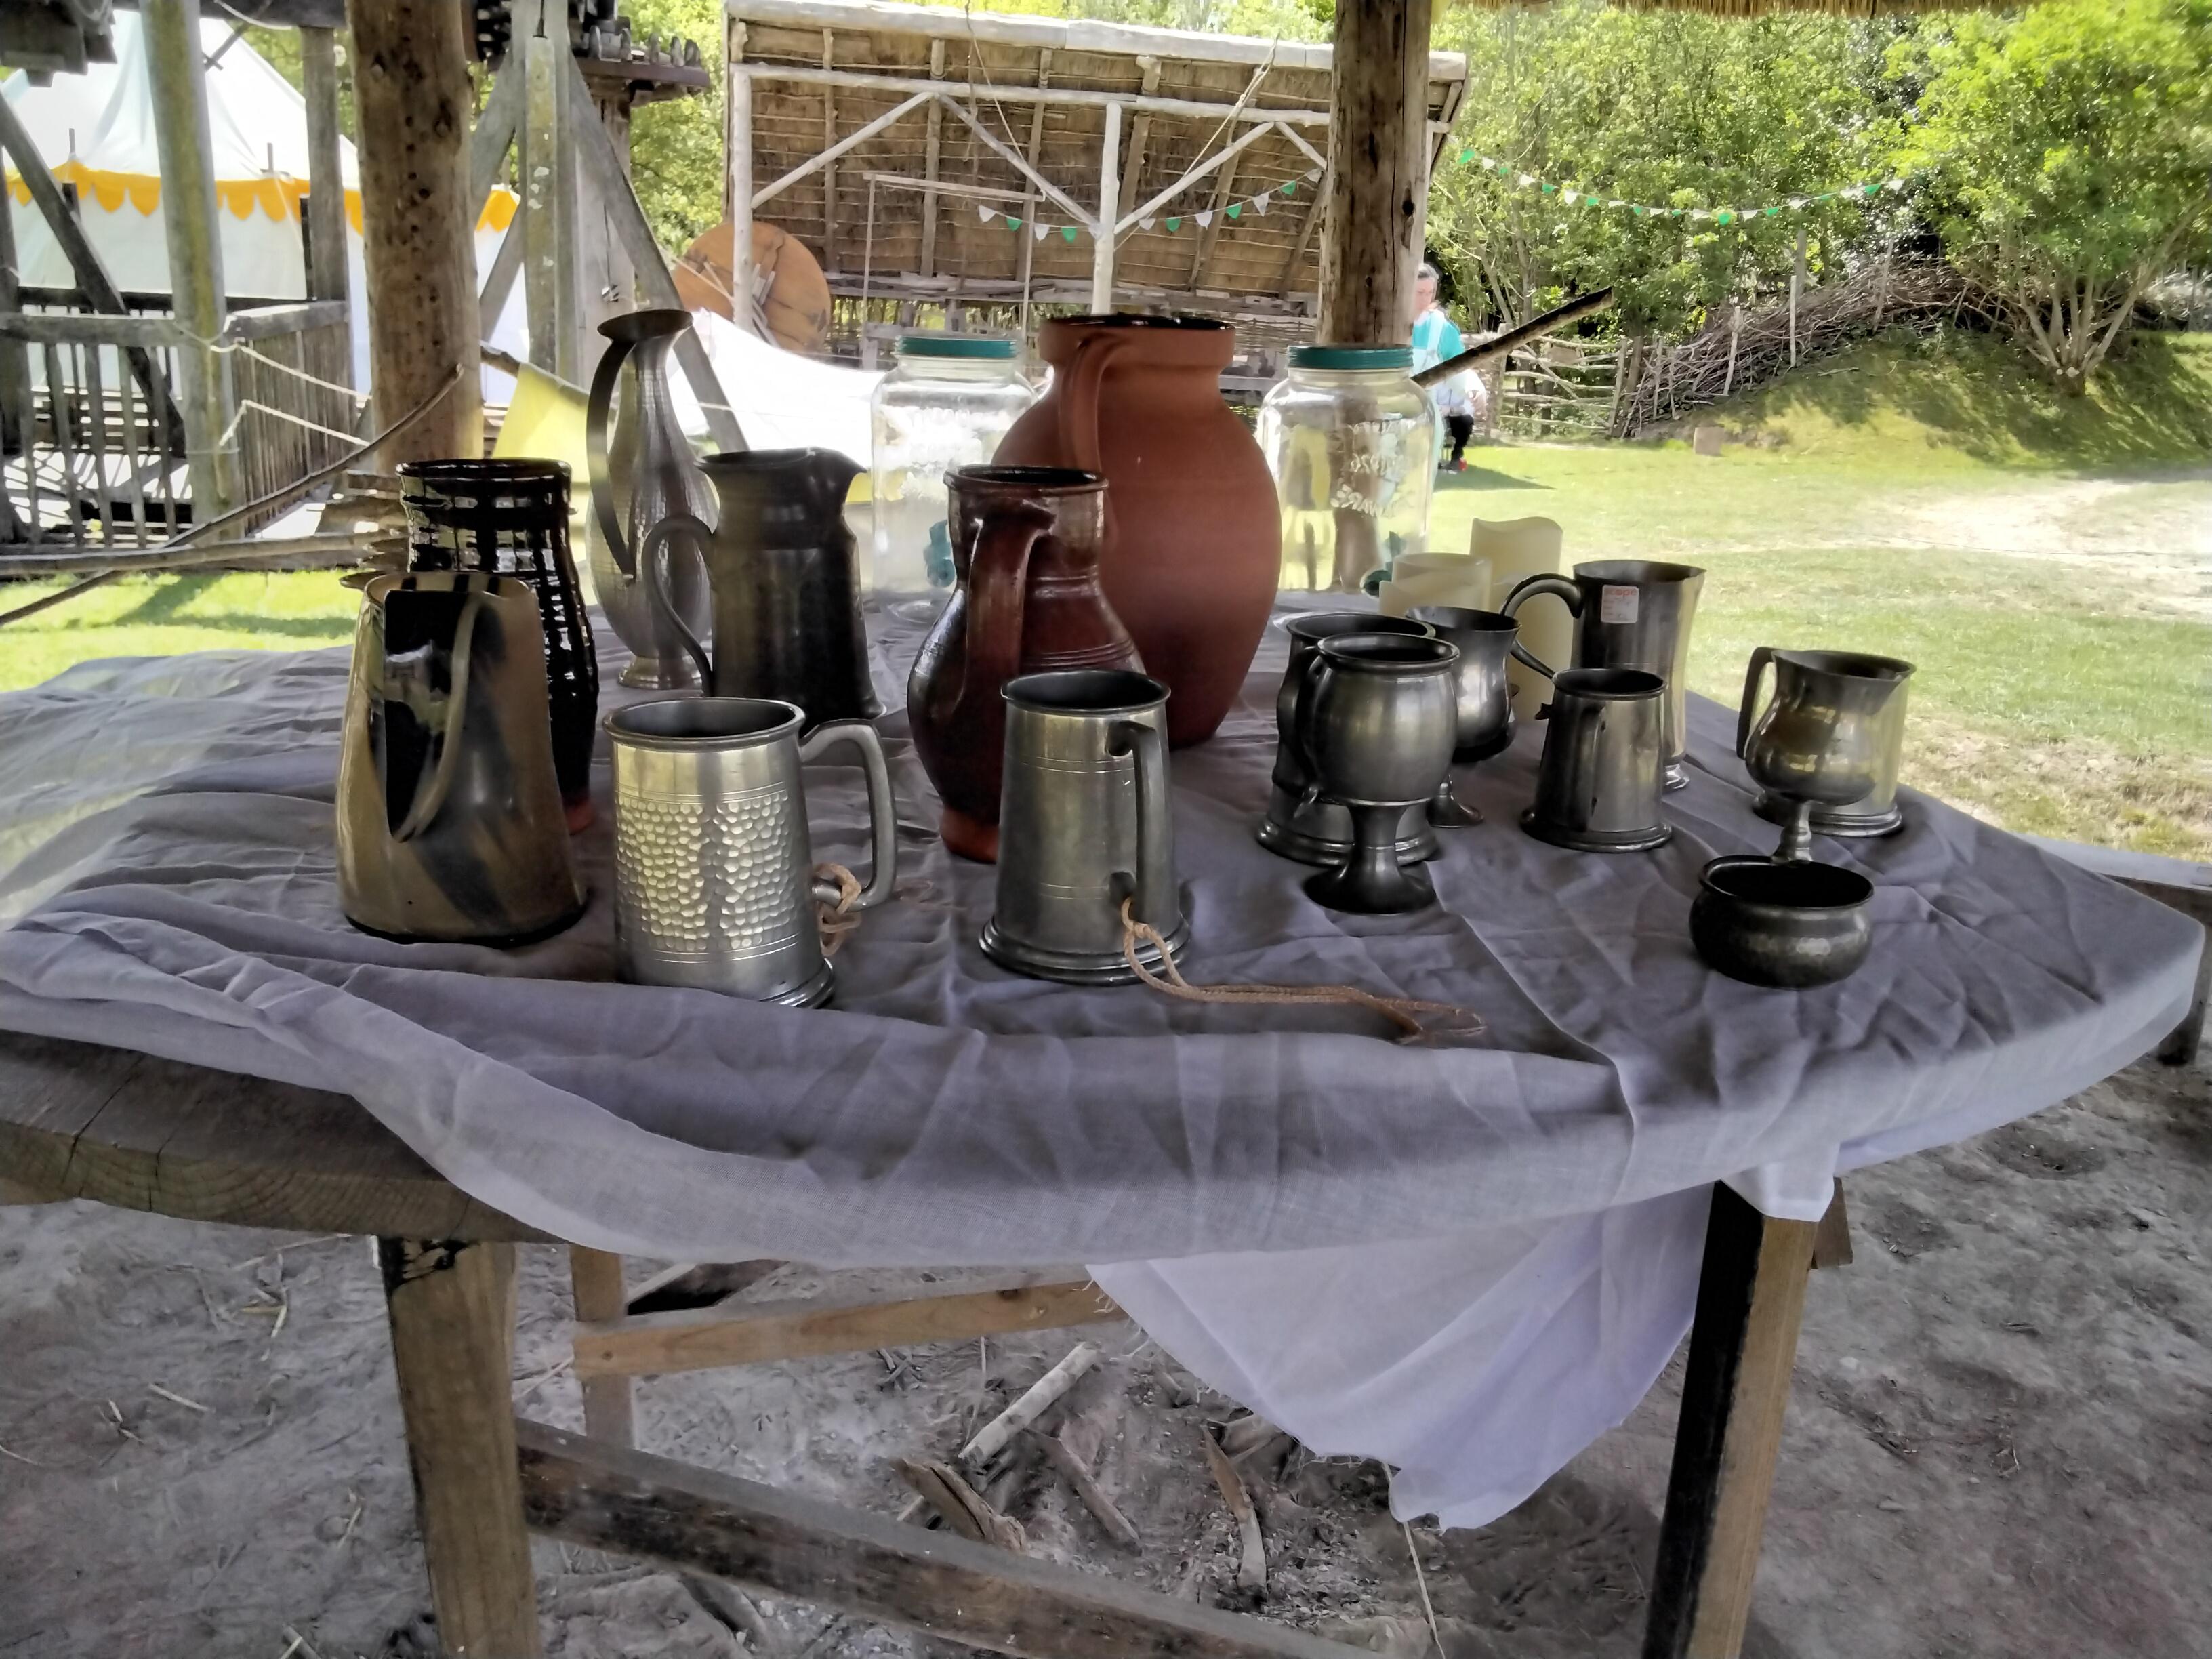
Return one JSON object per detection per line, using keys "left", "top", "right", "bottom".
{"left": 1748, "top": 649, "right": 1916, "bottom": 838}
{"left": 983, "top": 670, "right": 1186, "bottom": 985}
{"left": 1736, "top": 648, "right": 1914, "bottom": 862}
{"left": 607, "top": 697, "right": 897, "bottom": 1006}
{"left": 1500, "top": 560, "right": 1704, "bottom": 790}
{"left": 1519, "top": 668, "right": 1672, "bottom": 853}
{"left": 585, "top": 309, "right": 716, "bottom": 690}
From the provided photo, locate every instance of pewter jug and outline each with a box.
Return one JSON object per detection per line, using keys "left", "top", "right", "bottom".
{"left": 983, "top": 670, "right": 1185, "bottom": 984}
{"left": 337, "top": 573, "right": 585, "bottom": 943}
{"left": 638, "top": 449, "right": 879, "bottom": 726}
{"left": 1256, "top": 611, "right": 1437, "bottom": 867}
{"left": 1748, "top": 649, "right": 1915, "bottom": 839}
{"left": 1736, "top": 648, "right": 1914, "bottom": 862}
{"left": 1408, "top": 605, "right": 1517, "bottom": 827}
{"left": 586, "top": 309, "right": 716, "bottom": 689}
{"left": 607, "top": 697, "right": 897, "bottom": 1006}
{"left": 1297, "top": 633, "right": 1461, "bottom": 914}
{"left": 1500, "top": 560, "right": 1704, "bottom": 790}
{"left": 1520, "top": 668, "right": 1672, "bottom": 853}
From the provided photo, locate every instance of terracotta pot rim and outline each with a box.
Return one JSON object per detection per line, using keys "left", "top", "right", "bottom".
{"left": 1048, "top": 313, "right": 1232, "bottom": 332}
{"left": 1037, "top": 313, "right": 1235, "bottom": 366}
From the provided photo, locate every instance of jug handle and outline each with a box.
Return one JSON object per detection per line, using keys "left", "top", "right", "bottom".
{"left": 1055, "top": 329, "right": 1128, "bottom": 476}
{"left": 962, "top": 506, "right": 1048, "bottom": 716}
{"left": 1113, "top": 718, "right": 1173, "bottom": 928}
{"left": 1736, "top": 645, "right": 1778, "bottom": 760}
{"left": 1498, "top": 573, "right": 1580, "bottom": 679}
{"left": 586, "top": 329, "right": 643, "bottom": 579}
{"left": 390, "top": 587, "right": 487, "bottom": 844}
{"left": 799, "top": 720, "right": 899, "bottom": 911}
{"left": 638, "top": 513, "right": 716, "bottom": 687}
{"left": 1292, "top": 653, "right": 1335, "bottom": 806}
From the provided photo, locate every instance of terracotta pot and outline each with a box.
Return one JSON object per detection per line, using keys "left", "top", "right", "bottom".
{"left": 907, "top": 466, "right": 1143, "bottom": 862}
{"left": 994, "top": 315, "right": 1277, "bottom": 747}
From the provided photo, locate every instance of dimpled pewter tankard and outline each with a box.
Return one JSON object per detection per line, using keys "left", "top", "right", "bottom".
{"left": 1256, "top": 611, "right": 1437, "bottom": 866}
{"left": 608, "top": 697, "right": 897, "bottom": 1006}
{"left": 1500, "top": 560, "right": 1704, "bottom": 791}
{"left": 983, "top": 670, "right": 1186, "bottom": 984}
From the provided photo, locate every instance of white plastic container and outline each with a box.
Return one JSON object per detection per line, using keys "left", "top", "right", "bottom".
{"left": 1257, "top": 345, "right": 1437, "bottom": 592}
{"left": 869, "top": 335, "right": 1036, "bottom": 618}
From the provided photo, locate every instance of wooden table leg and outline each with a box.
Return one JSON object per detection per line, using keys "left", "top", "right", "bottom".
{"left": 380, "top": 1238, "right": 544, "bottom": 1658}
{"left": 1642, "top": 1184, "right": 1820, "bottom": 1659}
{"left": 567, "top": 1246, "right": 636, "bottom": 1446}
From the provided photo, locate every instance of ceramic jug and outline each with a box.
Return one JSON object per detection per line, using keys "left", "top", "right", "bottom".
{"left": 992, "top": 314, "right": 1277, "bottom": 748}
{"left": 907, "top": 466, "right": 1143, "bottom": 863}
{"left": 586, "top": 309, "right": 716, "bottom": 689}
{"left": 337, "top": 573, "right": 584, "bottom": 943}
{"left": 638, "top": 448, "right": 880, "bottom": 727}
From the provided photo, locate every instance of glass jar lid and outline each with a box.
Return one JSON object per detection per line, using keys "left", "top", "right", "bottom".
{"left": 1289, "top": 345, "right": 1416, "bottom": 371}
{"left": 900, "top": 334, "right": 1019, "bottom": 360}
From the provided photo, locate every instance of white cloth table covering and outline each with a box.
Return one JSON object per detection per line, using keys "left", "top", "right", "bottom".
{"left": 0, "top": 604, "right": 2195, "bottom": 1527}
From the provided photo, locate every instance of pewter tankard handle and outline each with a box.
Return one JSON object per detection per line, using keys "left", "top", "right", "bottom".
{"left": 798, "top": 719, "right": 899, "bottom": 910}
{"left": 1114, "top": 718, "right": 1173, "bottom": 928}
{"left": 1736, "top": 644, "right": 1778, "bottom": 760}
{"left": 1498, "top": 573, "right": 1582, "bottom": 679}
{"left": 586, "top": 329, "right": 644, "bottom": 579}
{"left": 638, "top": 514, "right": 717, "bottom": 688}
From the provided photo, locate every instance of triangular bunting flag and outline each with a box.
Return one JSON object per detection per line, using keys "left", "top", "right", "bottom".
{"left": 1034, "top": 222, "right": 1050, "bottom": 241}
{"left": 1140, "top": 216, "right": 1156, "bottom": 230}
{"left": 1165, "top": 215, "right": 1181, "bottom": 232}
{"left": 1007, "top": 216, "right": 1021, "bottom": 230}
{"left": 1305, "top": 168, "right": 1321, "bottom": 182}
{"left": 1061, "top": 224, "right": 1078, "bottom": 243}
{"left": 1251, "top": 194, "right": 1268, "bottom": 216}
{"left": 1225, "top": 203, "right": 1241, "bottom": 220}
{"left": 1281, "top": 181, "right": 1296, "bottom": 196}
{"left": 1563, "top": 191, "right": 1579, "bottom": 205}
{"left": 1518, "top": 173, "right": 1536, "bottom": 187}
{"left": 978, "top": 201, "right": 996, "bottom": 223}
{"left": 1458, "top": 148, "right": 1473, "bottom": 163}
{"left": 1197, "top": 210, "right": 1214, "bottom": 228}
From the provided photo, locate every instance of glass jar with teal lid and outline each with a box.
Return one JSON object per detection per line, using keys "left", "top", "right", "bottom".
{"left": 869, "top": 334, "right": 1038, "bottom": 620}
{"left": 1256, "top": 344, "right": 1436, "bottom": 593}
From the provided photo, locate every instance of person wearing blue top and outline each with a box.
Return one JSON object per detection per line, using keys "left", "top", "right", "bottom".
{"left": 1410, "top": 262, "right": 1482, "bottom": 471}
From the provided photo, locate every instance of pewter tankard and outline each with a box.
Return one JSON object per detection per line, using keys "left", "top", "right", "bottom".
{"left": 1408, "top": 605, "right": 1517, "bottom": 827}
{"left": 1749, "top": 649, "right": 1916, "bottom": 838}
{"left": 1256, "top": 611, "right": 1437, "bottom": 866}
{"left": 1500, "top": 560, "right": 1704, "bottom": 791}
{"left": 607, "top": 697, "right": 897, "bottom": 1006}
{"left": 1736, "top": 648, "right": 1913, "bottom": 862}
{"left": 1520, "top": 668, "right": 1672, "bottom": 853}
{"left": 983, "top": 670, "right": 1186, "bottom": 985}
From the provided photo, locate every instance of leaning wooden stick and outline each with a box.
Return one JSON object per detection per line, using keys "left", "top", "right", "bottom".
{"left": 1200, "top": 1427, "right": 1268, "bottom": 1593}
{"left": 1411, "top": 287, "right": 1616, "bottom": 388}
{"left": 1027, "top": 1428, "right": 1142, "bottom": 1551}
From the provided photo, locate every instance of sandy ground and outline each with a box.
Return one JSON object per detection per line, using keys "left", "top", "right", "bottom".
{"left": 1, "top": 1042, "right": 2207, "bottom": 1659}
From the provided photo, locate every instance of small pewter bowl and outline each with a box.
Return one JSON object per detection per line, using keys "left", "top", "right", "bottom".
{"left": 1691, "top": 855, "right": 1874, "bottom": 989}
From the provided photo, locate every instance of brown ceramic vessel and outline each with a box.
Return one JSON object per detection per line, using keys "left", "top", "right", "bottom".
{"left": 907, "top": 466, "right": 1143, "bottom": 862}
{"left": 992, "top": 314, "right": 1277, "bottom": 747}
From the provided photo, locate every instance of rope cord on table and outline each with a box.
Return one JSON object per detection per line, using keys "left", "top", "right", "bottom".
{"left": 1118, "top": 898, "right": 1486, "bottom": 1045}
{"left": 816, "top": 863, "right": 864, "bottom": 957}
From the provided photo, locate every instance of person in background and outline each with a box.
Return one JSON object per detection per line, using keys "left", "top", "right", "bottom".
{"left": 1410, "top": 262, "right": 1483, "bottom": 472}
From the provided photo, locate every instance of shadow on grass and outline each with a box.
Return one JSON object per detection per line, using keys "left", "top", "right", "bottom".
{"left": 99, "top": 577, "right": 352, "bottom": 642}
{"left": 1726, "top": 327, "right": 2212, "bottom": 472}
{"left": 1439, "top": 465, "right": 1549, "bottom": 492}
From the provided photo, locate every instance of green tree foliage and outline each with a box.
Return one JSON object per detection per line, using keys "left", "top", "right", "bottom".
{"left": 621, "top": 0, "right": 728, "bottom": 255}
{"left": 1424, "top": 1, "right": 1906, "bottom": 339}
{"left": 1896, "top": 0, "right": 2212, "bottom": 394}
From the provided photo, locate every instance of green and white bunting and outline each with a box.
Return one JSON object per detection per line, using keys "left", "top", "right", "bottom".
{"left": 1452, "top": 150, "right": 1909, "bottom": 224}
{"left": 967, "top": 168, "right": 1322, "bottom": 243}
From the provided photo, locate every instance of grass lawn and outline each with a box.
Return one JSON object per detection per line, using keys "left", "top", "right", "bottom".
{"left": 2, "top": 330, "right": 2208, "bottom": 858}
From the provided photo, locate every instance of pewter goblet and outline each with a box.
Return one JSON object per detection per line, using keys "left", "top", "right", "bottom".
{"left": 1408, "top": 605, "right": 1517, "bottom": 827}
{"left": 1297, "top": 633, "right": 1461, "bottom": 914}
{"left": 1736, "top": 647, "right": 1912, "bottom": 862}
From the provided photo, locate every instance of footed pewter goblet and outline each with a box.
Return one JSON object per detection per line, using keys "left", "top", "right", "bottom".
{"left": 1736, "top": 647, "right": 1912, "bottom": 862}
{"left": 1297, "top": 633, "right": 1461, "bottom": 914}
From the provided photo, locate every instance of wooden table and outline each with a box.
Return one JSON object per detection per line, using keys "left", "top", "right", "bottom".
{"left": 0, "top": 1025, "right": 1846, "bottom": 1659}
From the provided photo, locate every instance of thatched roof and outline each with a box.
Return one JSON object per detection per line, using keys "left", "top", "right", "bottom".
{"left": 731, "top": 0, "right": 1467, "bottom": 311}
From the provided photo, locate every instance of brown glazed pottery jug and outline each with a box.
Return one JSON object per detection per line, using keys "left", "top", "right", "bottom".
{"left": 992, "top": 314, "right": 1277, "bottom": 747}
{"left": 907, "top": 466, "right": 1142, "bottom": 862}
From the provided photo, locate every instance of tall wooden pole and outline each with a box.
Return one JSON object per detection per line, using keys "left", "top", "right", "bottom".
{"left": 1318, "top": 0, "right": 1433, "bottom": 346}
{"left": 523, "top": 0, "right": 581, "bottom": 380}
{"left": 724, "top": 20, "right": 756, "bottom": 335}
{"left": 300, "top": 26, "right": 352, "bottom": 392}
{"left": 346, "top": 0, "right": 483, "bottom": 462}
{"left": 1090, "top": 100, "right": 1121, "bottom": 313}
{"left": 142, "top": 0, "right": 242, "bottom": 516}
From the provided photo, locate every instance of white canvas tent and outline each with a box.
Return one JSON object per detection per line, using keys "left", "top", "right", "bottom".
{"left": 2, "top": 13, "right": 514, "bottom": 389}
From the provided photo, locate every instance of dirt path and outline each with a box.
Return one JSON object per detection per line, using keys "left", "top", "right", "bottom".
{"left": 1, "top": 1048, "right": 2207, "bottom": 1659}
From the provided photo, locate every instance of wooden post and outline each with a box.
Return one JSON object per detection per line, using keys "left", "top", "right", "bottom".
{"left": 1789, "top": 223, "right": 1805, "bottom": 367}
{"left": 917, "top": 40, "right": 948, "bottom": 281}
{"left": 1090, "top": 101, "right": 1121, "bottom": 313}
{"left": 299, "top": 24, "right": 352, "bottom": 412}
{"left": 1318, "top": 0, "right": 1432, "bottom": 346}
{"left": 1643, "top": 1185, "right": 1818, "bottom": 1659}
{"left": 1015, "top": 50, "right": 1051, "bottom": 339}
{"left": 820, "top": 29, "right": 839, "bottom": 272}
{"left": 141, "top": 0, "right": 241, "bottom": 517}
{"left": 568, "top": 1247, "right": 636, "bottom": 1446}
{"left": 380, "top": 1239, "right": 543, "bottom": 1658}
{"left": 0, "top": 167, "right": 31, "bottom": 469}
{"left": 725, "top": 22, "right": 756, "bottom": 334}
{"left": 523, "top": 0, "right": 579, "bottom": 380}
{"left": 347, "top": 0, "right": 484, "bottom": 463}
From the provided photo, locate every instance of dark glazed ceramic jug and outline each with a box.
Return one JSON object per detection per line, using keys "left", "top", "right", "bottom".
{"left": 638, "top": 448, "right": 880, "bottom": 726}
{"left": 907, "top": 466, "right": 1142, "bottom": 862}
{"left": 991, "top": 315, "right": 1277, "bottom": 748}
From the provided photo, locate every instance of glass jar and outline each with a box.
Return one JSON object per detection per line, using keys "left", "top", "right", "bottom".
{"left": 1256, "top": 345, "right": 1437, "bottom": 593}
{"left": 869, "top": 335, "right": 1038, "bottom": 619}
